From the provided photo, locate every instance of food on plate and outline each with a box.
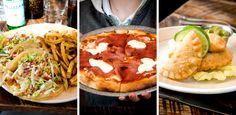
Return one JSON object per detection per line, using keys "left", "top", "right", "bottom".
{"left": 193, "top": 65, "right": 236, "bottom": 81}
{"left": 2, "top": 49, "right": 64, "bottom": 99}
{"left": 38, "top": 30, "right": 77, "bottom": 89}
{"left": 0, "top": 33, "right": 40, "bottom": 80}
{"left": 80, "top": 29, "right": 156, "bottom": 92}
{"left": 174, "top": 26, "right": 210, "bottom": 57}
{"left": 161, "top": 31, "right": 202, "bottom": 80}
{"left": 0, "top": 33, "right": 40, "bottom": 67}
{"left": 208, "top": 33, "right": 226, "bottom": 52}
{"left": 204, "top": 26, "right": 230, "bottom": 40}
{"left": 199, "top": 48, "right": 232, "bottom": 71}
{"left": 160, "top": 25, "right": 233, "bottom": 81}
{"left": 0, "top": 27, "right": 77, "bottom": 100}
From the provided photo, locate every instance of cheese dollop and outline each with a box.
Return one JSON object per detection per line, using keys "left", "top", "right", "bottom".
{"left": 127, "top": 40, "right": 146, "bottom": 49}
{"left": 89, "top": 59, "right": 113, "bottom": 73}
{"left": 137, "top": 58, "right": 156, "bottom": 74}
{"left": 86, "top": 42, "right": 108, "bottom": 55}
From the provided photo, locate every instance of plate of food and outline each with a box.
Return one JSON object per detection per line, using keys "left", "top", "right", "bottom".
{"left": 159, "top": 25, "right": 236, "bottom": 94}
{"left": 0, "top": 23, "right": 77, "bottom": 103}
{"left": 80, "top": 26, "right": 156, "bottom": 97}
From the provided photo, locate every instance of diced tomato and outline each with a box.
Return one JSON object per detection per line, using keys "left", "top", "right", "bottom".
{"left": 43, "top": 73, "right": 51, "bottom": 80}
{"left": 21, "top": 34, "right": 26, "bottom": 38}
{"left": 6, "top": 79, "right": 14, "bottom": 86}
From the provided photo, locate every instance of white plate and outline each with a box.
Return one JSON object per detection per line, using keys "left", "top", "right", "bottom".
{"left": 1, "top": 23, "right": 77, "bottom": 103}
{"left": 159, "top": 26, "right": 236, "bottom": 94}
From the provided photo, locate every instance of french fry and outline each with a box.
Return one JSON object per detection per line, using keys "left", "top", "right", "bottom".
{"left": 69, "top": 74, "right": 77, "bottom": 86}
{"left": 67, "top": 60, "right": 75, "bottom": 78}
{"left": 50, "top": 44, "right": 59, "bottom": 61}
{"left": 72, "top": 64, "right": 77, "bottom": 76}
{"left": 67, "top": 53, "right": 75, "bottom": 60}
{"left": 74, "top": 56, "right": 77, "bottom": 63}
{"left": 39, "top": 30, "right": 77, "bottom": 88}
{"left": 53, "top": 67, "right": 59, "bottom": 75}
{"left": 60, "top": 61, "right": 68, "bottom": 70}
{"left": 60, "top": 66, "right": 67, "bottom": 78}
{"left": 72, "top": 57, "right": 77, "bottom": 76}
{"left": 62, "top": 78, "right": 68, "bottom": 90}
{"left": 64, "top": 42, "right": 76, "bottom": 48}
{"left": 36, "top": 36, "right": 51, "bottom": 52}
{"left": 45, "top": 32, "right": 63, "bottom": 44}
{"left": 55, "top": 47, "right": 62, "bottom": 59}
{"left": 60, "top": 41, "right": 69, "bottom": 66}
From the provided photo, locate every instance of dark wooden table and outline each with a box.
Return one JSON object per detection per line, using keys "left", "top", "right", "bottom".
{"left": 0, "top": 2, "right": 77, "bottom": 115}
{"left": 160, "top": 0, "right": 236, "bottom": 114}
{"left": 0, "top": 87, "right": 77, "bottom": 115}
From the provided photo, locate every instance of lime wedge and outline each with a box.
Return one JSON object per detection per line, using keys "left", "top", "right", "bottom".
{"left": 174, "top": 25, "right": 210, "bottom": 57}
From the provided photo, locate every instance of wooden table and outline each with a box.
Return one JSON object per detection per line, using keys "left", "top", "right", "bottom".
{"left": 159, "top": 0, "right": 236, "bottom": 114}
{"left": 0, "top": 4, "right": 77, "bottom": 115}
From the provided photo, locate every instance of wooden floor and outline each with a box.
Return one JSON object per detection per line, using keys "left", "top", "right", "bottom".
{"left": 159, "top": 98, "right": 218, "bottom": 115}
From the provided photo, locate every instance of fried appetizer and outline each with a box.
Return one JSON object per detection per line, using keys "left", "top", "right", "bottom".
{"left": 208, "top": 33, "right": 226, "bottom": 52}
{"left": 160, "top": 31, "right": 202, "bottom": 80}
{"left": 199, "top": 48, "right": 232, "bottom": 71}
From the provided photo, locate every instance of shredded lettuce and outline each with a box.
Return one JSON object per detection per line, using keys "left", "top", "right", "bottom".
{"left": 20, "top": 52, "right": 41, "bottom": 63}
{"left": 0, "top": 48, "right": 5, "bottom": 54}
{"left": 193, "top": 65, "right": 236, "bottom": 81}
{"left": 36, "top": 78, "right": 45, "bottom": 87}
{"left": 0, "top": 33, "right": 3, "bottom": 41}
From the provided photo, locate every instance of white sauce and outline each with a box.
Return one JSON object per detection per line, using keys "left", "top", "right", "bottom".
{"left": 127, "top": 40, "right": 146, "bottom": 49}
{"left": 137, "top": 58, "right": 156, "bottom": 74}
{"left": 89, "top": 59, "right": 113, "bottom": 73}
{"left": 86, "top": 42, "right": 108, "bottom": 55}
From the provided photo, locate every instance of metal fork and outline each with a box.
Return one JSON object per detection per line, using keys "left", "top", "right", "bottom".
{"left": 174, "top": 14, "right": 236, "bottom": 34}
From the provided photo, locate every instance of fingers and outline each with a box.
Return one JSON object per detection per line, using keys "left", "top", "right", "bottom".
{"left": 118, "top": 92, "right": 152, "bottom": 102}
{"left": 118, "top": 96, "right": 126, "bottom": 101}
{"left": 128, "top": 92, "right": 140, "bottom": 102}
{"left": 141, "top": 92, "right": 151, "bottom": 100}
{"left": 79, "top": 32, "right": 83, "bottom": 37}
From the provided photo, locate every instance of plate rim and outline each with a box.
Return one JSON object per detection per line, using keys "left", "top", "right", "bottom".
{"left": 159, "top": 26, "right": 236, "bottom": 94}
{"left": 1, "top": 85, "right": 77, "bottom": 104}
{"left": 81, "top": 25, "right": 156, "bottom": 39}
{"left": 80, "top": 83, "right": 156, "bottom": 97}
{"left": 1, "top": 23, "right": 77, "bottom": 104}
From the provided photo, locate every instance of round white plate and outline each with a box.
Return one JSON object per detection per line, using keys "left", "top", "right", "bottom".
{"left": 1, "top": 23, "right": 77, "bottom": 103}
{"left": 159, "top": 26, "right": 236, "bottom": 94}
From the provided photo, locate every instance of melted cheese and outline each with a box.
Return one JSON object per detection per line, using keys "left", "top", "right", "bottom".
{"left": 127, "top": 40, "right": 146, "bottom": 49}
{"left": 89, "top": 59, "right": 113, "bottom": 73}
{"left": 85, "top": 42, "right": 108, "bottom": 55}
{"left": 105, "top": 75, "right": 121, "bottom": 81}
{"left": 137, "top": 58, "right": 156, "bottom": 74}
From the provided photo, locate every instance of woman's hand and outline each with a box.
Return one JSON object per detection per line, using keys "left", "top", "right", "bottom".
{"left": 118, "top": 92, "right": 151, "bottom": 102}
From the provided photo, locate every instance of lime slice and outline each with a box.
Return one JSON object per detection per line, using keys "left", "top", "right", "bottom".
{"left": 204, "top": 26, "right": 230, "bottom": 40}
{"left": 174, "top": 25, "right": 210, "bottom": 57}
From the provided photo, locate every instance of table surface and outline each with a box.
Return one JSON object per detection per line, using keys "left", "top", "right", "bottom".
{"left": 0, "top": 3, "right": 77, "bottom": 115}
{"left": 159, "top": 0, "right": 236, "bottom": 114}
